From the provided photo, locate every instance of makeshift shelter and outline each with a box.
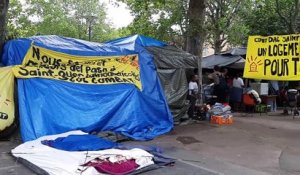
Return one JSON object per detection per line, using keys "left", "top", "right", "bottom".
{"left": 222, "top": 47, "right": 247, "bottom": 56}
{"left": 1, "top": 35, "right": 174, "bottom": 142}
{"left": 202, "top": 47, "right": 246, "bottom": 70}
{"left": 147, "top": 46, "right": 198, "bottom": 121}
{"left": 106, "top": 36, "right": 198, "bottom": 121}
{"left": 202, "top": 54, "right": 242, "bottom": 69}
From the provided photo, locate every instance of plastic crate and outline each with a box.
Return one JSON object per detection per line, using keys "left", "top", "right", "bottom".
{"left": 255, "top": 104, "right": 267, "bottom": 113}
{"left": 211, "top": 115, "right": 233, "bottom": 125}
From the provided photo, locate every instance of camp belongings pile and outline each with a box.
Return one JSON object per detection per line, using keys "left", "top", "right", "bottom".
{"left": 209, "top": 103, "right": 233, "bottom": 125}
{"left": 12, "top": 130, "right": 174, "bottom": 175}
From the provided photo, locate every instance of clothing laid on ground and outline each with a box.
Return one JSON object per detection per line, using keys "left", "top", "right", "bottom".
{"left": 12, "top": 131, "right": 155, "bottom": 175}
{"left": 116, "top": 144, "right": 175, "bottom": 166}
{"left": 83, "top": 159, "right": 138, "bottom": 175}
{"left": 40, "top": 134, "right": 175, "bottom": 166}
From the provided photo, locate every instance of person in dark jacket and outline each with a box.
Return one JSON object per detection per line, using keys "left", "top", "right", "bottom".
{"left": 208, "top": 66, "right": 228, "bottom": 103}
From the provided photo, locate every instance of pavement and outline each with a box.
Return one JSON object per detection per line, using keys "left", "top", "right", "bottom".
{"left": 1, "top": 111, "right": 300, "bottom": 175}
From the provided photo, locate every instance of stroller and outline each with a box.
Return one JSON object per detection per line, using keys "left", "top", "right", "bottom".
{"left": 202, "top": 83, "right": 217, "bottom": 105}
{"left": 282, "top": 89, "right": 299, "bottom": 118}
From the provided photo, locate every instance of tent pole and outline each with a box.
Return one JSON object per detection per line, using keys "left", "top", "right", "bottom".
{"left": 198, "top": 55, "right": 203, "bottom": 105}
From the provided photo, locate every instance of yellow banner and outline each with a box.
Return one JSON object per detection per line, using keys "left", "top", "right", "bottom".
{"left": 13, "top": 45, "right": 142, "bottom": 89}
{"left": 0, "top": 67, "right": 15, "bottom": 131}
{"left": 244, "top": 34, "right": 300, "bottom": 80}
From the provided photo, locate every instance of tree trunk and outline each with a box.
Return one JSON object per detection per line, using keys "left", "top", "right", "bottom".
{"left": 214, "top": 43, "right": 222, "bottom": 54}
{"left": 186, "top": 0, "right": 206, "bottom": 56}
{"left": 214, "top": 35, "right": 223, "bottom": 54}
{"left": 186, "top": 0, "right": 206, "bottom": 104}
{"left": 0, "top": 0, "right": 9, "bottom": 57}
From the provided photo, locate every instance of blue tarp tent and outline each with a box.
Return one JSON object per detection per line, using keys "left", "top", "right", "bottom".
{"left": 107, "top": 35, "right": 198, "bottom": 122}
{"left": 1, "top": 35, "right": 173, "bottom": 142}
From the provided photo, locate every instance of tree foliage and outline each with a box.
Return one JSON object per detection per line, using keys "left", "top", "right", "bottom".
{"left": 119, "top": 0, "right": 189, "bottom": 44}
{"left": 119, "top": 0, "right": 249, "bottom": 53}
{"left": 7, "top": 0, "right": 120, "bottom": 42}
{"left": 119, "top": 0, "right": 300, "bottom": 54}
{"left": 243, "top": 0, "right": 299, "bottom": 36}
{"left": 275, "top": 0, "right": 299, "bottom": 33}
{"left": 4, "top": 0, "right": 300, "bottom": 55}
{"left": 205, "top": 0, "right": 250, "bottom": 53}
{"left": 118, "top": 0, "right": 208, "bottom": 55}
{"left": 7, "top": 0, "right": 33, "bottom": 38}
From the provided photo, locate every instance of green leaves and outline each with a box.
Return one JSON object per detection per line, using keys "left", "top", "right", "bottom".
{"left": 118, "top": 0, "right": 188, "bottom": 43}
{"left": 7, "top": 0, "right": 120, "bottom": 42}
{"left": 243, "top": 0, "right": 299, "bottom": 35}
{"left": 205, "top": 0, "right": 250, "bottom": 53}
{"left": 6, "top": 0, "right": 298, "bottom": 53}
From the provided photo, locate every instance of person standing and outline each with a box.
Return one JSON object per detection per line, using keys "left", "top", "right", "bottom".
{"left": 208, "top": 66, "right": 228, "bottom": 103}
{"left": 208, "top": 65, "right": 221, "bottom": 86}
{"left": 188, "top": 75, "right": 198, "bottom": 119}
{"left": 233, "top": 74, "right": 244, "bottom": 88}
{"left": 269, "top": 80, "right": 279, "bottom": 112}
{"left": 230, "top": 73, "right": 244, "bottom": 110}
{"left": 221, "top": 68, "right": 230, "bottom": 102}
{"left": 269, "top": 80, "right": 279, "bottom": 94}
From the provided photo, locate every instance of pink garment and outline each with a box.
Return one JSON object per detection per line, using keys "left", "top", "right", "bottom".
{"left": 84, "top": 159, "right": 139, "bottom": 175}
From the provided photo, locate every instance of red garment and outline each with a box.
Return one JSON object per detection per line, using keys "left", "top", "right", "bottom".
{"left": 84, "top": 159, "right": 139, "bottom": 175}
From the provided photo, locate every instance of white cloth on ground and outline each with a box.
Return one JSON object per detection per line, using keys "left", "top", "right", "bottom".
{"left": 11, "top": 130, "right": 154, "bottom": 175}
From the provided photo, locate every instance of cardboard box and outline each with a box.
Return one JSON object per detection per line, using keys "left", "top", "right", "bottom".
{"left": 250, "top": 83, "right": 268, "bottom": 95}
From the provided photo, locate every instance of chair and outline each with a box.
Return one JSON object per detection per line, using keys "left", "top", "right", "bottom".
{"left": 203, "top": 84, "right": 217, "bottom": 105}
{"left": 294, "top": 94, "right": 300, "bottom": 119}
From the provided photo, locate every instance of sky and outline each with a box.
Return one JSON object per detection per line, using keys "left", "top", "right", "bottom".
{"left": 102, "top": 0, "right": 134, "bottom": 29}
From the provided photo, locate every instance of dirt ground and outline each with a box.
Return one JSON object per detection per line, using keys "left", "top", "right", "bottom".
{"left": 1, "top": 111, "right": 300, "bottom": 175}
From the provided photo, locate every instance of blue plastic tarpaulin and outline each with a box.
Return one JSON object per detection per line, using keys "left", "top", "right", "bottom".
{"left": 41, "top": 134, "right": 117, "bottom": 151}
{"left": 1, "top": 35, "right": 173, "bottom": 142}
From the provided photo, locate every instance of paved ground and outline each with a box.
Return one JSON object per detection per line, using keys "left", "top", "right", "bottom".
{"left": 1, "top": 111, "right": 300, "bottom": 175}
